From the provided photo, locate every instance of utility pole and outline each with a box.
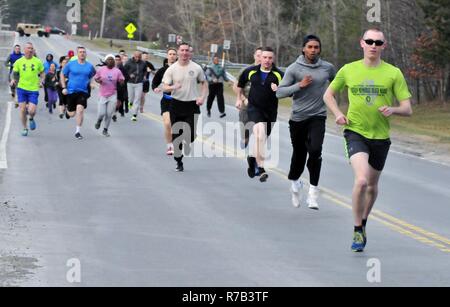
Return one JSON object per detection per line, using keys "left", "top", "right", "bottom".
{"left": 100, "top": 0, "right": 107, "bottom": 38}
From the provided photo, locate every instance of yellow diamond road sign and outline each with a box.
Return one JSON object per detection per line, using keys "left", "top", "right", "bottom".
{"left": 125, "top": 23, "right": 137, "bottom": 35}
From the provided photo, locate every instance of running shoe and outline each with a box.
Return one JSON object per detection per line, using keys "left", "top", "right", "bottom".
{"left": 220, "top": 113, "right": 226, "bottom": 118}
{"left": 65, "top": 111, "right": 70, "bottom": 120}
{"left": 75, "top": 132, "right": 83, "bottom": 140}
{"left": 112, "top": 115, "right": 117, "bottom": 122}
{"left": 176, "top": 162, "right": 184, "bottom": 172}
{"left": 21, "top": 129, "right": 29, "bottom": 137}
{"left": 131, "top": 115, "right": 137, "bottom": 122}
{"left": 259, "top": 168, "right": 269, "bottom": 182}
{"left": 102, "top": 129, "right": 110, "bottom": 137}
{"left": 95, "top": 119, "right": 102, "bottom": 130}
{"left": 59, "top": 114, "right": 64, "bottom": 119}
{"left": 351, "top": 231, "right": 365, "bottom": 253}
{"left": 14, "top": 102, "right": 19, "bottom": 109}
{"left": 307, "top": 186, "right": 320, "bottom": 210}
{"left": 29, "top": 119, "right": 36, "bottom": 131}
{"left": 247, "top": 156, "right": 257, "bottom": 178}
{"left": 291, "top": 180, "right": 303, "bottom": 208}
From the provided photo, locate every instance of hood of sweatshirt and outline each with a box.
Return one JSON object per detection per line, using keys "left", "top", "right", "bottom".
{"left": 295, "top": 55, "right": 323, "bottom": 68}
{"left": 46, "top": 53, "right": 54, "bottom": 63}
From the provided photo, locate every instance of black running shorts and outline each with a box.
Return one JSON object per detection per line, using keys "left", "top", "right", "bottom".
{"left": 247, "top": 104, "right": 277, "bottom": 137}
{"left": 160, "top": 98, "right": 171, "bottom": 115}
{"left": 344, "top": 130, "right": 391, "bottom": 171}
{"left": 67, "top": 92, "right": 89, "bottom": 112}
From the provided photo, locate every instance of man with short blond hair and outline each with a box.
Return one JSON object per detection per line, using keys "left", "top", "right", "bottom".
{"left": 324, "top": 28, "right": 413, "bottom": 252}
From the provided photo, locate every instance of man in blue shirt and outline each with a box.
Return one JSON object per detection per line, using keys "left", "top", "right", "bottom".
{"left": 61, "top": 46, "right": 96, "bottom": 140}
{"left": 5, "top": 44, "right": 23, "bottom": 101}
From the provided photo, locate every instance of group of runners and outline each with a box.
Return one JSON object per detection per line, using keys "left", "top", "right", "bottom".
{"left": 5, "top": 27, "right": 413, "bottom": 253}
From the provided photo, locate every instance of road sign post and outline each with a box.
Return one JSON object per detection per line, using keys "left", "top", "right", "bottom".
{"left": 223, "top": 40, "right": 231, "bottom": 51}
{"left": 125, "top": 23, "right": 137, "bottom": 49}
{"left": 210, "top": 44, "right": 218, "bottom": 54}
{"left": 223, "top": 40, "right": 231, "bottom": 67}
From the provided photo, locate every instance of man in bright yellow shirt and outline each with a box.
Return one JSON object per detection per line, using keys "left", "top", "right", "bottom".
{"left": 324, "top": 28, "right": 413, "bottom": 253}
{"left": 11, "top": 42, "right": 45, "bottom": 137}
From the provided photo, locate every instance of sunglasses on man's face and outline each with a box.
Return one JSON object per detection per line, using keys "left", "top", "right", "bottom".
{"left": 364, "top": 39, "right": 385, "bottom": 47}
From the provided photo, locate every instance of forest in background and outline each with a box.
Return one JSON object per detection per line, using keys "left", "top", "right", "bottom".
{"left": 2, "top": 0, "right": 449, "bottom": 104}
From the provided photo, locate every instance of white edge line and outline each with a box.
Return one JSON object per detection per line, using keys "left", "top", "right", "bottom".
{"left": 0, "top": 101, "right": 13, "bottom": 169}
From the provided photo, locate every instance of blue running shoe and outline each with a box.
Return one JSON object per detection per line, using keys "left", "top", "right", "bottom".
{"left": 29, "top": 119, "right": 36, "bottom": 131}
{"left": 351, "top": 231, "right": 365, "bottom": 253}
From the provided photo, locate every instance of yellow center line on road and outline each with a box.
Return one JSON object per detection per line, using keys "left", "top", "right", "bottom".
{"left": 321, "top": 186, "right": 450, "bottom": 247}
{"left": 142, "top": 111, "right": 450, "bottom": 254}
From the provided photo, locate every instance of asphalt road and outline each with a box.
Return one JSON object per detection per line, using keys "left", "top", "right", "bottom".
{"left": 0, "top": 33, "right": 449, "bottom": 287}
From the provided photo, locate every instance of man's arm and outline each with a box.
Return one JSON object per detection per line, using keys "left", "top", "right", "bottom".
{"left": 60, "top": 72, "right": 67, "bottom": 89}
{"left": 379, "top": 99, "right": 413, "bottom": 117}
{"left": 235, "top": 86, "right": 245, "bottom": 110}
{"left": 235, "top": 68, "right": 249, "bottom": 109}
{"left": 152, "top": 68, "right": 164, "bottom": 91}
{"left": 5, "top": 55, "right": 11, "bottom": 67}
{"left": 11, "top": 71, "right": 20, "bottom": 86}
{"left": 277, "top": 66, "right": 312, "bottom": 99}
{"left": 197, "top": 81, "right": 208, "bottom": 106}
{"left": 60, "top": 68, "right": 69, "bottom": 95}
{"left": 323, "top": 86, "right": 349, "bottom": 125}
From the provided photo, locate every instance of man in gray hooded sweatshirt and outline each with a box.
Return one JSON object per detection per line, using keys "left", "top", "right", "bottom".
{"left": 277, "top": 35, "right": 336, "bottom": 210}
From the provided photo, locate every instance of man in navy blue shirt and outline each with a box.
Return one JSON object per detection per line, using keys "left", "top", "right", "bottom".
{"left": 5, "top": 44, "right": 23, "bottom": 101}
{"left": 61, "top": 47, "right": 96, "bottom": 140}
{"left": 236, "top": 47, "right": 284, "bottom": 183}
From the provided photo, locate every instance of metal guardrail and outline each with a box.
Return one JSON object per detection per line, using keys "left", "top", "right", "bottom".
{"left": 136, "top": 45, "right": 287, "bottom": 83}
{"left": 137, "top": 46, "right": 243, "bottom": 82}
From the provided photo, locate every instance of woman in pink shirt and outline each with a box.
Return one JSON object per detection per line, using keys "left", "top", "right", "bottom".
{"left": 94, "top": 54, "right": 125, "bottom": 137}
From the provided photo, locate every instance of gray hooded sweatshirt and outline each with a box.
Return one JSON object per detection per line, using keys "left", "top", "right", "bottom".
{"left": 277, "top": 55, "right": 335, "bottom": 122}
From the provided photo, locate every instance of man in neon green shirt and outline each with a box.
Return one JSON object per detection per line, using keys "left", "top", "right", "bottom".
{"left": 324, "top": 28, "right": 413, "bottom": 253}
{"left": 11, "top": 42, "right": 44, "bottom": 136}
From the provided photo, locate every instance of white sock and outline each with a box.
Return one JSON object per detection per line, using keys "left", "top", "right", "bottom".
{"left": 291, "top": 180, "right": 301, "bottom": 193}
{"left": 167, "top": 143, "right": 173, "bottom": 149}
{"left": 309, "top": 185, "right": 319, "bottom": 196}
{"left": 76, "top": 126, "right": 81, "bottom": 134}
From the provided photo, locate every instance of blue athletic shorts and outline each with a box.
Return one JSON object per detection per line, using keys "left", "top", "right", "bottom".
{"left": 17, "top": 88, "right": 39, "bottom": 105}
